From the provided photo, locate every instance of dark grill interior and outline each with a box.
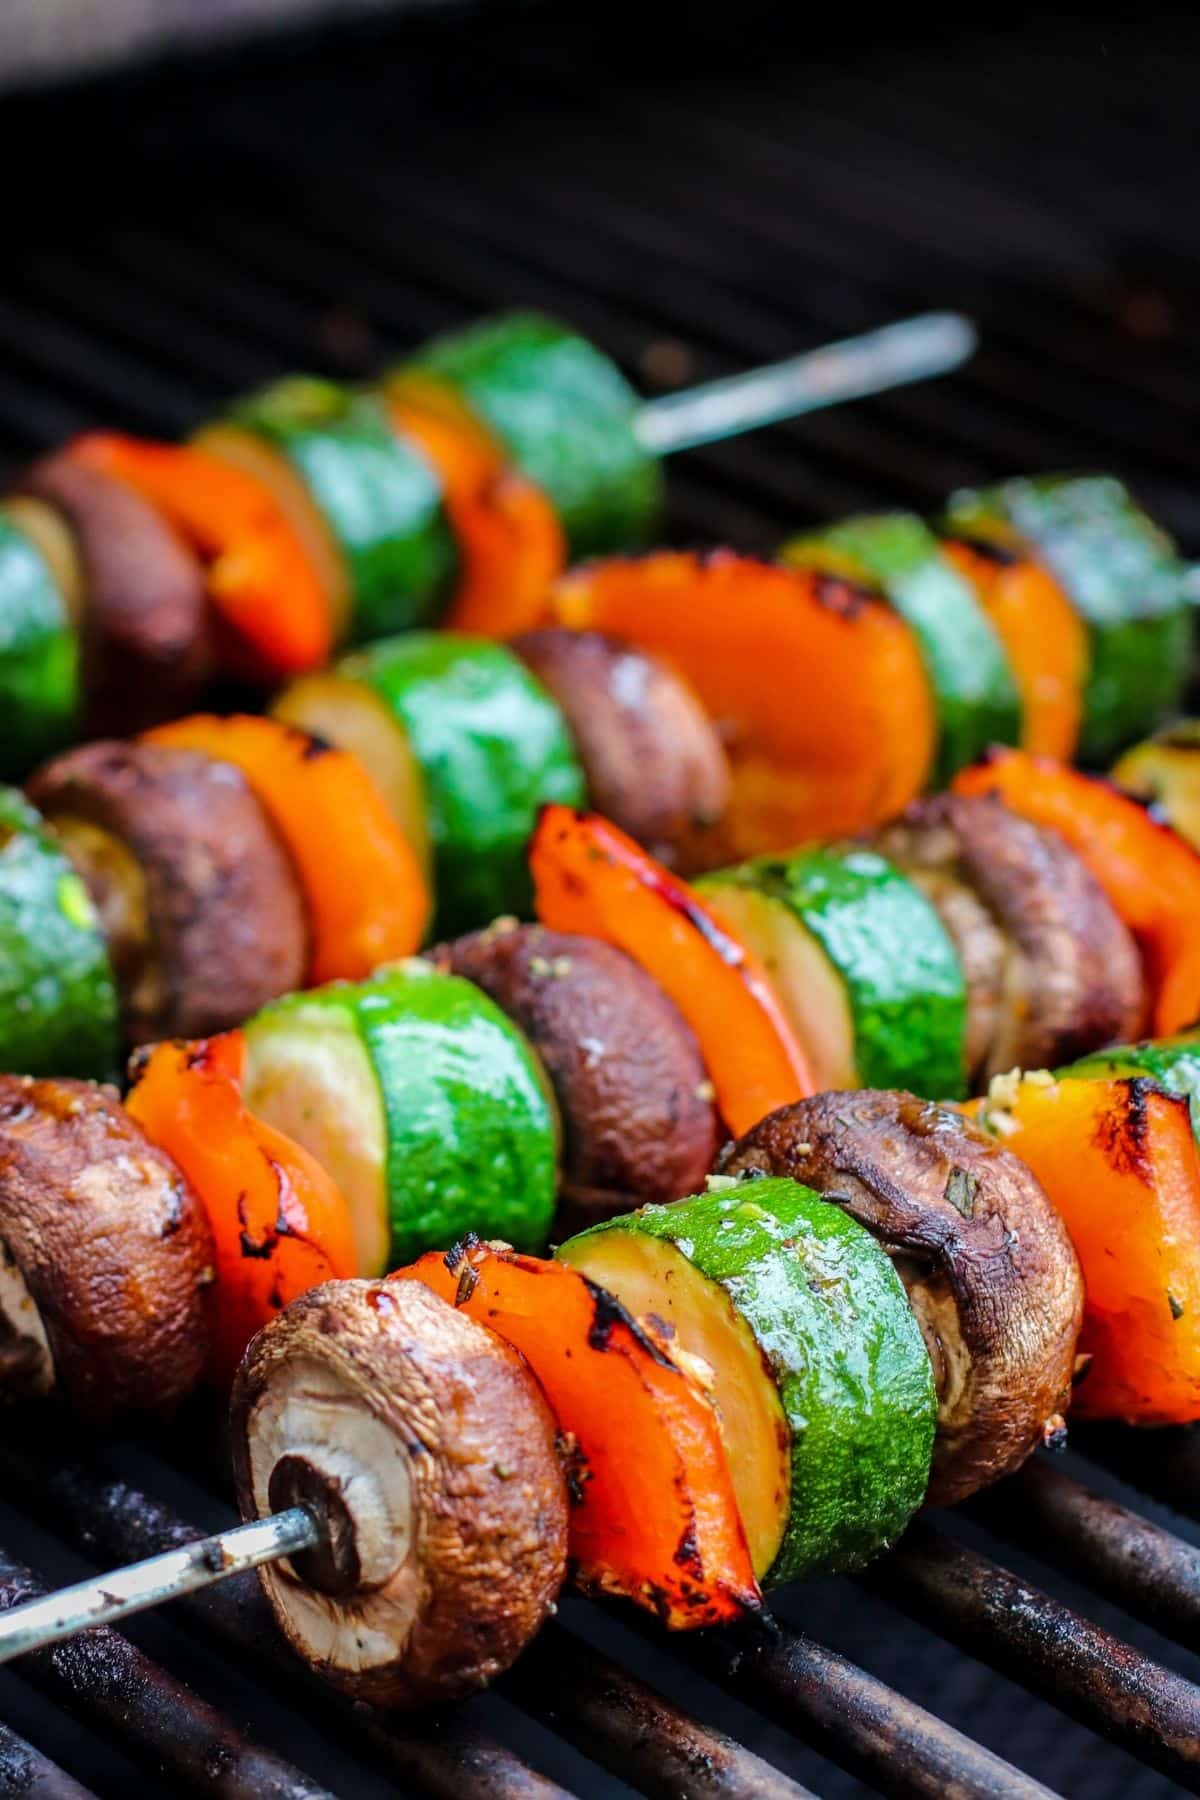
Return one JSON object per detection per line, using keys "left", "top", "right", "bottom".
{"left": 2, "top": 6, "right": 1200, "bottom": 1795}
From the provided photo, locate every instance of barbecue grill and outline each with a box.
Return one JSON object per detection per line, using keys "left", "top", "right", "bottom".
{"left": 2, "top": 4, "right": 1200, "bottom": 1794}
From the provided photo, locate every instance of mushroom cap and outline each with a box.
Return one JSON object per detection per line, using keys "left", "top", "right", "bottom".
{"left": 19, "top": 451, "right": 212, "bottom": 736}
{"left": 231, "top": 1277, "right": 568, "bottom": 1708}
{"left": 434, "top": 922, "right": 720, "bottom": 1230}
{"left": 511, "top": 628, "right": 730, "bottom": 869}
{"left": 719, "top": 1088, "right": 1084, "bottom": 1506}
{"left": 875, "top": 792, "right": 1146, "bottom": 1082}
{"left": 0, "top": 1075, "right": 213, "bottom": 1419}
{"left": 28, "top": 740, "right": 308, "bottom": 1043}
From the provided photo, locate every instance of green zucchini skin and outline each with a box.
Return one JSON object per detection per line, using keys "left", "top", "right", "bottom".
{"left": 0, "top": 787, "right": 118, "bottom": 1080}
{"left": 403, "top": 311, "right": 663, "bottom": 557}
{"left": 249, "top": 963, "right": 559, "bottom": 1267}
{"left": 0, "top": 510, "right": 79, "bottom": 777}
{"left": 1063, "top": 1029, "right": 1200, "bottom": 1138}
{"left": 228, "top": 377, "right": 457, "bottom": 639}
{"left": 701, "top": 846, "right": 969, "bottom": 1100}
{"left": 944, "top": 475, "right": 1193, "bottom": 762}
{"left": 565, "top": 1177, "right": 936, "bottom": 1585}
{"left": 340, "top": 632, "right": 586, "bottom": 934}
{"left": 782, "top": 513, "right": 1020, "bottom": 785}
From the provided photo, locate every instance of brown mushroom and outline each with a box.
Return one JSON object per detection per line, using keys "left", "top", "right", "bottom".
{"left": 719, "top": 1088, "right": 1084, "bottom": 1506}
{"left": 875, "top": 793, "right": 1146, "bottom": 1083}
{"left": 511, "top": 628, "right": 730, "bottom": 869}
{"left": 231, "top": 1277, "right": 567, "bottom": 1708}
{"left": 0, "top": 1075, "right": 213, "bottom": 1419}
{"left": 28, "top": 741, "right": 308, "bottom": 1044}
{"left": 434, "top": 922, "right": 720, "bottom": 1231}
{"left": 19, "top": 452, "right": 212, "bottom": 736}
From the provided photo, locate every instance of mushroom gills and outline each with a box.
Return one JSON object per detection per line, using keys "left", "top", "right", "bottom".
{"left": 242, "top": 1001, "right": 390, "bottom": 1278}
{"left": 272, "top": 672, "right": 431, "bottom": 879}
{"left": 0, "top": 1237, "right": 54, "bottom": 1399}
{"left": 559, "top": 1225, "right": 789, "bottom": 1579}
{"left": 246, "top": 1353, "right": 415, "bottom": 1673}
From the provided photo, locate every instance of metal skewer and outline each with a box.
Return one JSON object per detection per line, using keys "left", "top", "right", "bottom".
{"left": 0, "top": 1505, "right": 320, "bottom": 1664}
{"left": 633, "top": 311, "right": 977, "bottom": 455}
{"left": 0, "top": 308, "right": 978, "bottom": 1677}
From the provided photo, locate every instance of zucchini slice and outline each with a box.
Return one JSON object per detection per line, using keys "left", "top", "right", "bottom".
{"left": 400, "top": 311, "right": 663, "bottom": 557}
{"left": 560, "top": 1176, "right": 936, "bottom": 1584}
{"left": 0, "top": 508, "right": 79, "bottom": 777}
{"left": 700, "top": 846, "right": 968, "bottom": 1100}
{"left": 944, "top": 475, "right": 1193, "bottom": 762}
{"left": 338, "top": 633, "right": 586, "bottom": 933}
{"left": 0, "top": 787, "right": 118, "bottom": 1080}
{"left": 781, "top": 513, "right": 1020, "bottom": 784}
{"left": 244, "top": 961, "right": 559, "bottom": 1270}
{"left": 218, "top": 378, "right": 457, "bottom": 640}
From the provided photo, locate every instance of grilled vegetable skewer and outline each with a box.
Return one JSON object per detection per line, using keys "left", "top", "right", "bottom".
{"left": 0, "top": 312, "right": 972, "bottom": 765}
{"left": 0, "top": 1082, "right": 1083, "bottom": 1703}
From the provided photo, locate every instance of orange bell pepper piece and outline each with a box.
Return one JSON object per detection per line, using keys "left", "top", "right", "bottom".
{"left": 942, "top": 541, "right": 1087, "bottom": 761}
{"left": 975, "top": 1073, "right": 1200, "bottom": 1424}
{"left": 395, "top": 1240, "right": 760, "bottom": 1627}
{"left": 128, "top": 1032, "right": 357, "bottom": 1387}
{"left": 387, "top": 388, "right": 564, "bottom": 638}
{"left": 550, "top": 551, "right": 936, "bottom": 851}
{"left": 69, "top": 433, "right": 333, "bottom": 675}
{"left": 144, "top": 714, "right": 430, "bottom": 982}
{"left": 954, "top": 749, "right": 1200, "bottom": 1034}
{"left": 531, "top": 806, "right": 814, "bottom": 1135}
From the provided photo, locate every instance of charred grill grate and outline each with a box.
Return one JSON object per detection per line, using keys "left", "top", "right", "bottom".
{"left": 2, "top": 5, "right": 1200, "bottom": 1795}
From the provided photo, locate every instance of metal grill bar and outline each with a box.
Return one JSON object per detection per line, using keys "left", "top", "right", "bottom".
{"left": 503, "top": 1624, "right": 817, "bottom": 1800}
{"left": 0, "top": 1550, "right": 336, "bottom": 1800}
{"left": 0, "top": 1722, "right": 96, "bottom": 1800}
{"left": 868, "top": 1522, "right": 1200, "bottom": 1792}
{"left": 971, "top": 1461, "right": 1200, "bottom": 1650}
{"left": 675, "top": 1616, "right": 1055, "bottom": 1800}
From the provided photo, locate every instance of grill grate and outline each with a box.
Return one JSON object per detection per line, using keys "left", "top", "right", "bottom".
{"left": 2, "top": 6, "right": 1200, "bottom": 1796}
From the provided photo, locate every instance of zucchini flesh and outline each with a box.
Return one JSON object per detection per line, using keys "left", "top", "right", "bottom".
{"left": 701, "top": 846, "right": 968, "bottom": 1100}
{"left": 243, "top": 995, "right": 391, "bottom": 1277}
{"left": 272, "top": 670, "right": 432, "bottom": 880}
{"left": 782, "top": 513, "right": 1020, "bottom": 784}
{"left": 561, "top": 1177, "right": 936, "bottom": 1586}
{"left": 562, "top": 1223, "right": 791, "bottom": 1577}
{"left": 694, "top": 880, "right": 857, "bottom": 1092}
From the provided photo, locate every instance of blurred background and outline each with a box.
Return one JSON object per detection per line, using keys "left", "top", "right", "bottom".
{"left": 1, "top": 5, "right": 1198, "bottom": 1797}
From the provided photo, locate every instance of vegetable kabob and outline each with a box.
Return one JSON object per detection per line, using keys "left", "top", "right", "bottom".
{"left": 0, "top": 1084, "right": 1085, "bottom": 1705}
{"left": 0, "top": 310, "right": 971, "bottom": 766}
